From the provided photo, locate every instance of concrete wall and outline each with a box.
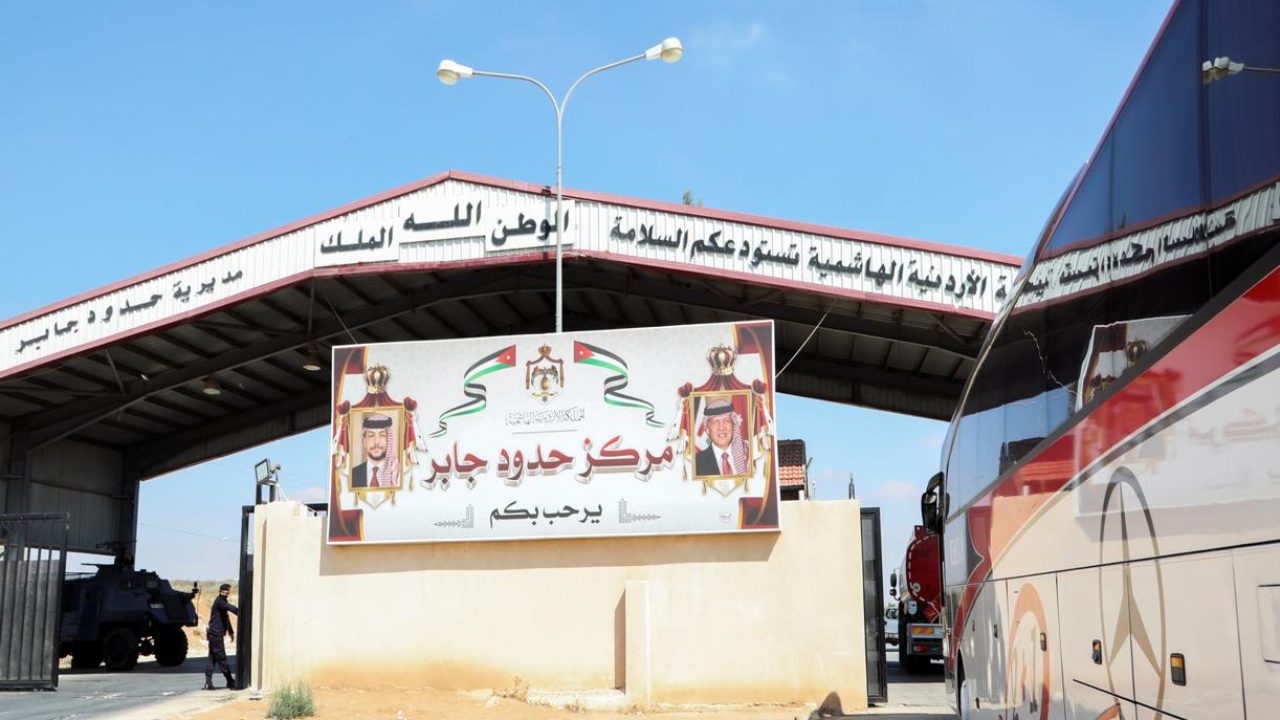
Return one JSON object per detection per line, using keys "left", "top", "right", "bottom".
{"left": 252, "top": 499, "right": 867, "bottom": 710}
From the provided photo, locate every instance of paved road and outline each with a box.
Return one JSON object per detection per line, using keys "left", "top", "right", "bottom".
{"left": 0, "top": 655, "right": 950, "bottom": 720}
{"left": 0, "top": 655, "right": 241, "bottom": 720}
{"left": 853, "top": 658, "right": 955, "bottom": 718}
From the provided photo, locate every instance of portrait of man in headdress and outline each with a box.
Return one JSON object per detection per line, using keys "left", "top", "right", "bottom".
{"left": 350, "top": 412, "right": 401, "bottom": 489}
{"left": 694, "top": 395, "right": 751, "bottom": 478}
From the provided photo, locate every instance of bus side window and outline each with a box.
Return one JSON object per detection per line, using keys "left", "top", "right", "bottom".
{"left": 996, "top": 305, "right": 1050, "bottom": 474}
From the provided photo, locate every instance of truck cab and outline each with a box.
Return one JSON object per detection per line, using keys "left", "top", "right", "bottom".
{"left": 890, "top": 471, "right": 945, "bottom": 673}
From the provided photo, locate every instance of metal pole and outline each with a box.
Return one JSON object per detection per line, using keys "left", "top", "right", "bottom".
{"left": 555, "top": 107, "right": 564, "bottom": 333}
{"left": 553, "top": 53, "right": 643, "bottom": 333}
{"left": 472, "top": 54, "right": 644, "bottom": 335}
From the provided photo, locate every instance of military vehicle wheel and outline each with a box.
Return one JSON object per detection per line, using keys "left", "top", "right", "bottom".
{"left": 103, "top": 628, "right": 140, "bottom": 671}
{"left": 154, "top": 626, "right": 189, "bottom": 667}
{"left": 70, "top": 643, "right": 102, "bottom": 669}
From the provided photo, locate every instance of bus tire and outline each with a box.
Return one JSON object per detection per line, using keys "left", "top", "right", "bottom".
{"left": 957, "top": 656, "right": 971, "bottom": 720}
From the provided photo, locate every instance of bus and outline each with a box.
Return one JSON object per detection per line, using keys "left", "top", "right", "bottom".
{"left": 927, "top": 1, "right": 1280, "bottom": 718}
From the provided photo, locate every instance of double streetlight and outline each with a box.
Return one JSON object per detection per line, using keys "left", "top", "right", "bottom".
{"left": 1202, "top": 55, "right": 1280, "bottom": 83}
{"left": 437, "top": 37, "right": 684, "bottom": 334}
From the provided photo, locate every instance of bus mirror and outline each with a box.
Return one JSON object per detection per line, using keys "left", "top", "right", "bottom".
{"left": 890, "top": 571, "right": 898, "bottom": 589}
{"left": 921, "top": 472, "right": 944, "bottom": 533}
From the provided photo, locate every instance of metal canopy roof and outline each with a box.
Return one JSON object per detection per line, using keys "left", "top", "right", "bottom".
{"left": 0, "top": 171, "right": 1020, "bottom": 483}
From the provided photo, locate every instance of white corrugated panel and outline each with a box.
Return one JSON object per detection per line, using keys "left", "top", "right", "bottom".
{"left": 28, "top": 482, "right": 119, "bottom": 551}
{"left": 29, "top": 440, "right": 123, "bottom": 495}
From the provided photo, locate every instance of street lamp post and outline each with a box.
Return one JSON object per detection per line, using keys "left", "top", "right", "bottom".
{"left": 437, "top": 37, "right": 684, "bottom": 334}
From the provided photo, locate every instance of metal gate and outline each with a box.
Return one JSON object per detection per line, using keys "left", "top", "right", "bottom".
{"left": 234, "top": 505, "right": 256, "bottom": 690}
{"left": 0, "top": 513, "right": 70, "bottom": 691}
{"left": 861, "top": 507, "right": 888, "bottom": 704}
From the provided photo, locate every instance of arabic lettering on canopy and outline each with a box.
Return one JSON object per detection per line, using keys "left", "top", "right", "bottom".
{"left": 320, "top": 227, "right": 392, "bottom": 254}
{"left": 404, "top": 202, "right": 482, "bottom": 232}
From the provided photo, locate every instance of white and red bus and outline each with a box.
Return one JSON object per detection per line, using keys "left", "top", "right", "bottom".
{"left": 932, "top": 1, "right": 1280, "bottom": 718}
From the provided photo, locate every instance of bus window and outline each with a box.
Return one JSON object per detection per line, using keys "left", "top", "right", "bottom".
{"left": 1205, "top": 0, "right": 1280, "bottom": 297}
{"left": 1205, "top": 0, "right": 1280, "bottom": 205}
{"left": 1110, "top": 0, "right": 1201, "bottom": 235}
{"left": 1044, "top": 139, "right": 1112, "bottom": 255}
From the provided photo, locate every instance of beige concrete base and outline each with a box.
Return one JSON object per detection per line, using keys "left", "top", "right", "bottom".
{"left": 525, "top": 688, "right": 631, "bottom": 713}
{"left": 251, "top": 499, "right": 867, "bottom": 711}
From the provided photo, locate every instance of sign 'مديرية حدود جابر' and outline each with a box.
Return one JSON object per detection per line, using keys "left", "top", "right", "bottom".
{"left": 325, "top": 320, "right": 781, "bottom": 545}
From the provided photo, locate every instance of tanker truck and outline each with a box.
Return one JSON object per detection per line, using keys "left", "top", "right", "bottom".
{"left": 889, "top": 522, "right": 943, "bottom": 673}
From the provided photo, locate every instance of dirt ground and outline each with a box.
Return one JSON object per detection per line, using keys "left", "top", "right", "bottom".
{"left": 196, "top": 686, "right": 817, "bottom": 720}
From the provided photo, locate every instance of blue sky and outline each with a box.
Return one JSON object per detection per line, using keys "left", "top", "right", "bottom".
{"left": 0, "top": 1, "right": 1169, "bottom": 583}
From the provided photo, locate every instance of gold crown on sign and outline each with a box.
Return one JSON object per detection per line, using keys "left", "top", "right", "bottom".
{"left": 706, "top": 345, "right": 737, "bottom": 376}
{"left": 364, "top": 364, "right": 391, "bottom": 393}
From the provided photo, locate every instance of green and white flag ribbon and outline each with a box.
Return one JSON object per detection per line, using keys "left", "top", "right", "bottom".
{"left": 573, "top": 341, "right": 664, "bottom": 428}
{"left": 429, "top": 345, "right": 517, "bottom": 438}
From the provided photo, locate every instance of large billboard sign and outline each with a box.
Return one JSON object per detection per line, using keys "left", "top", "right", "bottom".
{"left": 326, "top": 321, "right": 780, "bottom": 544}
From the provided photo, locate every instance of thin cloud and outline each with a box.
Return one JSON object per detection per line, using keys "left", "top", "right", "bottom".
{"left": 689, "top": 19, "right": 768, "bottom": 67}
{"left": 918, "top": 431, "right": 945, "bottom": 451}
{"left": 864, "top": 480, "right": 919, "bottom": 501}
{"left": 296, "top": 485, "right": 328, "bottom": 503}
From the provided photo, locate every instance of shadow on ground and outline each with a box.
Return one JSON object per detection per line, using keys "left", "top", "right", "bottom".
{"left": 61, "top": 655, "right": 214, "bottom": 676}
{"left": 811, "top": 711, "right": 955, "bottom": 719}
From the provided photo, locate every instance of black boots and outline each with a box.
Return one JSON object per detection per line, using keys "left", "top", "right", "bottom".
{"left": 203, "top": 672, "right": 236, "bottom": 690}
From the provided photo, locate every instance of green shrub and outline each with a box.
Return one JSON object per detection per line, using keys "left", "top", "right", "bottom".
{"left": 267, "top": 681, "right": 315, "bottom": 719}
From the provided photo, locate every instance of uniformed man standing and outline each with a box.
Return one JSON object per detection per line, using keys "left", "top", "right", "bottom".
{"left": 204, "top": 583, "right": 239, "bottom": 690}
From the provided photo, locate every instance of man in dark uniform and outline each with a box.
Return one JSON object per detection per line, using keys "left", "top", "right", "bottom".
{"left": 204, "top": 583, "right": 239, "bottom": 690}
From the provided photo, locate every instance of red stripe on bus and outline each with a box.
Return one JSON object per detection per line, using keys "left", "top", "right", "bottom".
{"left": 951, "top": 264, "right": 1280, "bottom": 657}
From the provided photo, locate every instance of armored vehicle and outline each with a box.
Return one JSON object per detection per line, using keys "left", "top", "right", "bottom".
{"left": 59, "top": 556, "right": 198, "bottom": 671}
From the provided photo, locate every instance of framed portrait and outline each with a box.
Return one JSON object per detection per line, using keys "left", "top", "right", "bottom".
{"left": 688, "top": 390, "right": 755, "bottom": 481}
{"left": 344, "top": 405, "right": 408, "bottom": 495}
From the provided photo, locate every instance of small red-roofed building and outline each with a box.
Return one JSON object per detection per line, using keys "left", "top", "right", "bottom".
{"left": 777, "top": 439, "right": 809, "bottom": 501}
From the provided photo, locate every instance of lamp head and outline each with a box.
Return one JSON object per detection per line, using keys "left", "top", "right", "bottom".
{"left": 645, "top": 37, "right": 684, "bottom": 64}
{"left": 302, "top": 347, "right": 323, "bottom": 372}
{"left": 1202, "top": 56, "right": 1244, "bottom": 84}
{"left": 437, "top": 59, "right": 474, "bottom": 85}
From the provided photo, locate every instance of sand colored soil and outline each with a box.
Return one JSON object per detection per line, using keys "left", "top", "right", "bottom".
{"left": 196, "top": 686, "right": 814, "bottom": 720}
